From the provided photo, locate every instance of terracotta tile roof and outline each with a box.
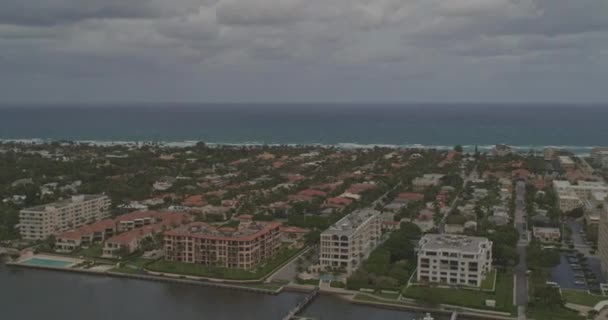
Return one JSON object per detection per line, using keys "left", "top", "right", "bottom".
{"left": 57, "top": 218, "right": 116, "bottom": 240}
{"left": 165, "top": 221, "right": 281, "bottom": 242}
{"left": 347, "top": 183, "right": 377, "bottom": 194}
{"left": 182, "top": 195, "right": 206, "bottom": 207}
{"left": 106, "top": 213, "right": 187, "bottom": 245}
{"left": 287, "top": 194, "right": 314, "bottom": 202}
{"left": 298, "top": 189, "right": 327, "bottom": 197}
{"left": 280, "top": 226, "right": 310, "bottom": 234}
{"left": 325, "top": 197, "right": 353, "bottom": 206}
{"left": 105, "top": 225, "right": 157, "bottom": 245}
{"left": 397, "top": 192, "right": 424, "bottom": 201}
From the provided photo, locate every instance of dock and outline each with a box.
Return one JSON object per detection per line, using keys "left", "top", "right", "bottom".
{"left": 281, "top": 287, "right": 319, "bottom": 320}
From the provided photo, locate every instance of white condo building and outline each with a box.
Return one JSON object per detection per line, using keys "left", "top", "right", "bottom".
{"left": 320, "top": 208, "right": 381, "bottom": 275}
{"left": 19, "top": 195, "right": 111, "bottom": 240}
{"left": 417, "top": 234, "right": 493, "bottom": 287}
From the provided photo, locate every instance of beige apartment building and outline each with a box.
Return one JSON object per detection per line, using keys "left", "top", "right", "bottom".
{"left": 19, "top": 195, "right": 111, "bottom": 240}
{"left": 164, "top": 216, "right": 282, "bottom": 270}
{"left": 319, "top": 208, "right": 381, "bottom": 275}
{"left": 417, "top": 234, "right": 493, "bottom": 287}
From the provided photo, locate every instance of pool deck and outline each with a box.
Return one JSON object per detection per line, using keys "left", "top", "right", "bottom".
{"left": 17, "top": 254, "right": 83, "bottom": 268}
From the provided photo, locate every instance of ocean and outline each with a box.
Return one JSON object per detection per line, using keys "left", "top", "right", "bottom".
{"left": 1, "top": 103, "right": 607, "bottom": 154}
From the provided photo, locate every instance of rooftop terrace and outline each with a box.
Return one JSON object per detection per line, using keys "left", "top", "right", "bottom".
{"left": 419, "top": 234, "right": 490, "bottom": 254}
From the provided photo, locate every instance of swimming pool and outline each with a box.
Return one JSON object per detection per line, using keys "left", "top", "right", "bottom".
{"left": 21, "top": 257, "right": 74, "bottom": 268}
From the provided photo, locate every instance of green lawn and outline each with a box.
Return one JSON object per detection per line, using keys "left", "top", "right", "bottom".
{"left": 375, "top": 292, "right": 400, "bottom": 300}
{"left": 124, "top": 257, "right": 154, "bottom": 268}
{"left": 146, "top": 247, "right": 300, "bottom": 280}
{"left": 528, "top": 306, "right": 585, "bottom": 320}
{"left": 296, "top": 278, "right": 319, "bottom": 285}
{"left": 75, "top": 244, "right": 104, "bottom": 258}
{"left": 402, "top": 269, "right": 514, "bottom": 313}
{"left": 354, "top": 294, "right": 388, "bottom": 303}
{"left": 481, "top": 269, "right": 497, "bottom": 290}
{"left": 562, "top": 289, "right": 607, "bottom": 307}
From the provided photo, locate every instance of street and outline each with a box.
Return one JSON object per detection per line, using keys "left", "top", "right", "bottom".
{"left": 514, "top": 180, "right": 529, "bottom": 319}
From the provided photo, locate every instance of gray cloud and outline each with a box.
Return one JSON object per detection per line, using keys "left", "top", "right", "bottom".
{"left": 0, "top": 0, "right": 607, "bottom": 103}
{"left": 0, "top": 0, "right": 205, "bottom": 26}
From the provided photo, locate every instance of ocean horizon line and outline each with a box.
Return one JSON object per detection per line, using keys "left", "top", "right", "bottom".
{"left": 1, "top": 102, "right": 608, "bottom": 109}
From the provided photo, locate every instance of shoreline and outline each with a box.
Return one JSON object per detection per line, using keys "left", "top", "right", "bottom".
{"left": 5, "top": 260, "right": 287, "bottom": 295}
{"left": 5, "top": 260, "right": 516, "bottom": 319}
{"left": 0, "top": 138, "right": 598, "bottom": 155}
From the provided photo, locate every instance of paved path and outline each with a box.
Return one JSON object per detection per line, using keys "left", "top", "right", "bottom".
{"left": 268, "top": 247, "right": 316, "bottom": 282}
{"left": 596, "top": 306, "right": 608, "bottom": 320}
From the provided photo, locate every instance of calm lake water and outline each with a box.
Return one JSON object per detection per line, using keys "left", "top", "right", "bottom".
{"left": 0, "top": 262, "right": 434, "bottom": 320}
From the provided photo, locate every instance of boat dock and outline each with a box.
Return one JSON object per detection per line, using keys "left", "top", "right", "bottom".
{"left": 281, "top": 287, "right": 319, "bottom": 320}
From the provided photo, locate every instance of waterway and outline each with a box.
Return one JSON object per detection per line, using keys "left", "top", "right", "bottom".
{"left": 0, "top": 262, "right": 433, "bottom": 320}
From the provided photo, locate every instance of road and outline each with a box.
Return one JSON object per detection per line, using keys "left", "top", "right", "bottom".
{"left": 514, "top": 180, "right": 529, "bottom": 320}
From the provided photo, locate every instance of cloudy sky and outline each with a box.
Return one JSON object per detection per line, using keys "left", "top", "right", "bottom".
{"left": 1, "top": 0, "right": 607, "bottom": 103}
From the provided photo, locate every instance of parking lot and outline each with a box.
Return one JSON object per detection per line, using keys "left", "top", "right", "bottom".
{"left": 567, "top": 218, "right": 593, "bottom": 245}
{"left": 548, "top": 218, "right": 605, "bottom": 293}
{"left": 550, "top": 252, "right": 603, "bottom": 292}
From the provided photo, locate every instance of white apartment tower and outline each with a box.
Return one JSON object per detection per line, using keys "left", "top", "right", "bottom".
{"left": 320, "top": 208, "right": 381, "bottom": 275}
{"left": 417, "top": 234, "right": 493, "bottom": 287}
{"left": 19, "top": 195, "right": 111, "bottom": 240}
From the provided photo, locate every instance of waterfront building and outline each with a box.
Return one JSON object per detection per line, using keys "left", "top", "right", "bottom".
{"left": 417, "top": 234, "right": 493, "bottom": 287}
{"left": 102, "top": 212, "right": 186, "bottom": 258}
{"left": 55, "top": 219, "right": 116, "bottom": 252}
{"left": 163, "top": 216, "right": 282, "bottom": 270}
{"left": 493, "top": 144, "right": 513, "bottom": 157}
{"left": 544, "top": 148, "right": 557, "bottom": 161}
{"left": 319, "top": 208, "right": 381, "bottom": 275}
{"left": 19, "top": 195, "right": 110, "bottom": 240}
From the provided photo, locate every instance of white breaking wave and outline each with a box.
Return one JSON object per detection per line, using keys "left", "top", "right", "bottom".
{"left": 0, "top": 138, "right": 599, "bottom": 155}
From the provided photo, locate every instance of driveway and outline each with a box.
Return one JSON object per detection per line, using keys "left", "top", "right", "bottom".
{"left": 268, "top": 247, "right": 317, "bottom": 282}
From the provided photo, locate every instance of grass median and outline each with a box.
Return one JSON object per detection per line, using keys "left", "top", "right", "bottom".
{"left": 562, "top": 289, "right": 607, "bottom": 307}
